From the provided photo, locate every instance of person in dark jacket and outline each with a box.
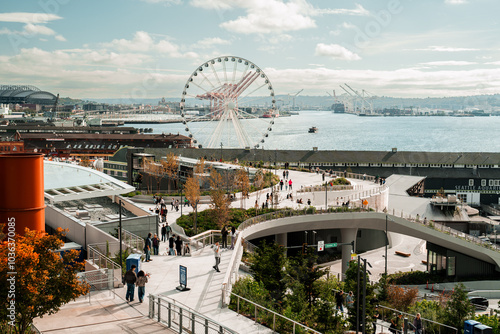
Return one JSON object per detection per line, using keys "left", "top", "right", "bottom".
{"left": 221, "top": 226, "right": 228, "bottom": 249}
{"left": 124, "top": 265, "right": 137, "bottom": 302}
{"left": 161, "top": 224, "right": 167, "bottom": 242}
{"left": 175, "top": 235, "right": 183, "bottom": 256}
{"left": 144, "top": 233, "right": 152, "bottom": 262}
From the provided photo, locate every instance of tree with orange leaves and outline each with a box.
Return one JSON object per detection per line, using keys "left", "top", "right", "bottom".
{"left": 0, "top": 227, "right": 89, "bottom": 334}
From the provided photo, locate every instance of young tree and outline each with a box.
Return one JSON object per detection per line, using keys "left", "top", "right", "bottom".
{"left": 235, "top": 167, "right": 250, "bottom": 209}
{"left": 249, "top": 241, "right": 287, "bottom": 304}
{"left": 209, "top": 170, "right": 231, "bottom": 228}
{"left": 161, "top": 152, "right": 179, "bottom": 192}
{"left": 344, "top": 260, "right": 377, "bottom": 332}
{"left": 253, "top": 169, "right": 264, "bottom": 214}
{"left": 184, "top": 176, "right": 201, "bottom": 234}
{"left": 286, "top": 247, "right": 328, "bottom": 308}
{"left": 0, "top": 228, "right": 89, "bottom": 334}
{"left": 443, "top": 283, "right": 475, "bottom": 328}
{"left": 387, "top": 284, "right": 419, "bottom": 312}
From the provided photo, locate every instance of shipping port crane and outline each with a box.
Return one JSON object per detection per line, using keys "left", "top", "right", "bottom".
{"left": 344, "top": 84, "right": 374, "bottom": 115}
{"left": 288, "top": 89, "right": 303, "bottom": 110}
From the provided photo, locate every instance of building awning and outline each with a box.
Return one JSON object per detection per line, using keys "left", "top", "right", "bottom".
{"left": 44, "top": 161, "right": 135, "bottom": 203}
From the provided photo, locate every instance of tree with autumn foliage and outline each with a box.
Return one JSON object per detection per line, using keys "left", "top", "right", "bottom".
{"left": 184, "top": 176, "right": 201, "bottom": 234}
{"left": 161, "top": 152, "right": 179, "bottom": 192}
{"left": 387, "top": 284, "right": 419, "bottom": 312}
{"left": 0, "top": 227, "right": 89, "bottom": 334}
{"left": 235, "top": 167, "right": 250, "bottom": 209}
{"left": 209, "top": 169, "right": 231, "bottom": 228}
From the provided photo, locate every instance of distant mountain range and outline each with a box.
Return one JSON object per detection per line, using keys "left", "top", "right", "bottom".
{"left": 82, "top": 94, "right": 500, "bottom": 110}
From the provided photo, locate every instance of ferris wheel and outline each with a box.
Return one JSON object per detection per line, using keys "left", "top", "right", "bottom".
{"left": 180, "top": 56, "right": 277, "bottom": 149}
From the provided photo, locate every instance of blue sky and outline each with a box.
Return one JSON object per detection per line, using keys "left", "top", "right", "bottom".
{"left": 1, "top": 0, "right": 499, "bottom": 100}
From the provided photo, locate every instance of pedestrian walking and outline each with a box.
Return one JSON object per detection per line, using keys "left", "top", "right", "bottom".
{"left": 230, "top": 226, "right": 236, "bottom": 249}
{"left": 136, "top": 270, "right": 149, "bottom": 303}
{"left": 124, "top": 264, "right": 137, "bottom": 302}
{"left": 335, "top": 290, "right": 344, "bottom": 312}
{"left": 175, "top": 235, "right": 183, "bottom": 256}
{"left": 213, "top": 241, "right": 221, "bottom": 272}
{"left": 221, "top": 226, "right": 228, "bottom": 249}
{"left": 144, "top": 233, "right": 152, "bottom": 262}
{"left": 413, "top": 313, "right": 423, "bottom": 334}
{"left": 161, "top": 224, "right": 167, "bottom": 242}
{"left": 288, "top": 179, "right": 293, "bottom": 190}
{"left": 168, "top": 234, "right": 175, "bottom": 255}
{"left": 166, "top": 223, "right": 172, "bottom": 240}
{"left": 152, "top": 234, "right": 160, "bottom": 255}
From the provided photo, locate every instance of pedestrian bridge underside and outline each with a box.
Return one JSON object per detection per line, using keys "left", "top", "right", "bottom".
{"left": 241, "top": 212, "right": 500, "bottom": 274}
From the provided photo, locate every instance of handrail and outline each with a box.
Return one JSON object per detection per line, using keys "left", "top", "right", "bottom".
{"left": 390, "top": 209, "right": 500, "bottom": 253}
{"left": 377, "top": 304, "right": 458, "bottom": 334}
{"left": 188, "top": 229, "right": 222, "bottom": 252}
{"left": 226, "top": 290, "right": 322, "bottom": 334}
{"left": 87, "top": 245, "right": 122, "bottom": 281}
{"left": 121, "top": 229, "right": 145, "bottom": 252}
{"left": 148, "top": 294, "right": 238, "bottom": 334}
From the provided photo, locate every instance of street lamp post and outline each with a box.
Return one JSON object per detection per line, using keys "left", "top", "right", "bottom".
{"left": 220, "top": 142, "right": 223, "bottom": 162}
{"left": 385, "top": 215, "right": 388, "bottom": 277}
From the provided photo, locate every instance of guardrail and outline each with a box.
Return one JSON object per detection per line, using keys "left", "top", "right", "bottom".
{"left": 121, "top": 229, "right": 145, "bottom": 253}
{"left": 330, "top": 170, "right": 375, "bottom": 182}
{"left": 87, "top": 245, "right": 122, "bottom": 286}
{"left": 189, "top": 229, "right": 222, "bottom": 252}
{"left": 377, "top": 305, "right": 458, "bottom": 334}
{"left": 77, "top": 269, "right": 115, "bottom": 303}
{"left": 226, "top": 291, "right": 322, "bottom": 334}
{"left": 148, "top": 294, "right": 238, "bottom": 334}
{"left": 390, "top": 209, "right": 500, "bottom": 253}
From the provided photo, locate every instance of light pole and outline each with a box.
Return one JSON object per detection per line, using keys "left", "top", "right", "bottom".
{"left": 356, "top": 256, "right": 372, "bottom": 334}
{"left": 220, "top": 142, "right": 223, "bottom": 162}
{"left": 274, "top": 149, "right": 277, "bottom": 175}
{"left": 385, "top": 215, "right": 388, "bottom": 277}
{"left": 118, "top": 199, "right": 123, "bottom": 267}
{"left": 325, "top": 180, "right": 328, "bottom": 211}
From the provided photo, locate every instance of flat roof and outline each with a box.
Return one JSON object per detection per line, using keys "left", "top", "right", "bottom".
{"left": 44, "top": 161, "right": 135, "bottom": 203}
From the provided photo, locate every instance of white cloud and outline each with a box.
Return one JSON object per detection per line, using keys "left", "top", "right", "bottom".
{"left": 219, "top": 0, "right": 316, "bottom": 34}
{"left": 265, "top": 66, "right": 500, "bottom": 97}
{"left": 0, "top": 12, "right": 62, "bottom": 24}
{"left": 416, "top": 46, "right": 479, "bottom": 52}
{"left": 55, "top": 35, "right": 66, "bottom": 42}
{"left": 445, "top": 0, "right": 467, "bottom": 4}
{"left": 191, "top": 1, "right": 370, "bottom": 34}
{"left": 23, "top": 23, "right": 57, "bottom": 36}
{"left": 103, "top": 31, "right": 199, "bottom": 58}
{"left": 196, "top": 37, "right": 231, "bottom": 49}
{"left": 140, "top": 0, "right": 181, "bottom": 4}
{"left": 314, "top": 4, "right": 370, "bottom": 16}
{"left": 486, "top": 61, "right": 500, "bottom": 65}
{"left": 315, "top": 43, "right": 361, "bottom": 61}
{"left": 420, "top": 61, "right": 477, "bottom": 66}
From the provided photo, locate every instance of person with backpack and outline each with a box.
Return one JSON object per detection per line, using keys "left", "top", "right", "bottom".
{"left": 152, "top": 234, "right": 159, "bottom": 255}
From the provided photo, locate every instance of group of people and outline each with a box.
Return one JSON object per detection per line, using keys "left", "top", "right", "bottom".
{"left": 334, "top": 290, "right": 423, "bottom": 334}
{"left": 123, "top": 265, "right": 150, "bottom": 303}
{"left": 144, "top": 230, "right": 190, "bottom": 259}
{"left": 220, "top": 225, "right": 237, "bottom": 250}
{"left": 278, "top": 178, "right": 293, "bottom": 191}
{"left": 152, "top": 195, "right": 168, "bottom": 222}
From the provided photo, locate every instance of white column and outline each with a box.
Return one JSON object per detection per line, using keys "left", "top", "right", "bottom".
{"left": 341, "top": 228, "right": 357, "bottom": 280}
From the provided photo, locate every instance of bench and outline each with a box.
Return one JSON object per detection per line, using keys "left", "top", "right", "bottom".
{"left": 395, "top": 251, "right": 411, "bottom": 257}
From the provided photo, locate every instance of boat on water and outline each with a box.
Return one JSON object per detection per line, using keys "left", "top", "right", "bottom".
{"left": 308, "top": 127, "right": 318, "bottom": 133}
{"left": 261, "top": 110, "right": 279, "bottom": 118}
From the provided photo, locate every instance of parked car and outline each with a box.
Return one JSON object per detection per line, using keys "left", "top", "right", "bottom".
{"left": 469, "top": 296, "right": 489, "bottom": 310}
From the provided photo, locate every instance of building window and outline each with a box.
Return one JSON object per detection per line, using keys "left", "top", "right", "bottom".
{"left": 469, "top": 179, "right": 474, "bottom": 186}
{"left": 482, "top": 179, "right": 487, "bottom": 186}
{"left": 447, "top": 257, "right": 456, "bottom": 276}
{"left": 489, "top": 180, "right": 494, "bottom": 186}
{"left": 457, "top": 194, "right": 467, "bottom": 203}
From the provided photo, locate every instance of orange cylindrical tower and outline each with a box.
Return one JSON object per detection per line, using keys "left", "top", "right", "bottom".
{"left": 0, "top": 153, "right": 45, "bottom": 235}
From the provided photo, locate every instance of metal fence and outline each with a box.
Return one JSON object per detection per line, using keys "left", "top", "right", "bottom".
{"left": 87, "top": 245, "right": 122, "bottom": 286}
{"left": 148, "top": 294, "right": 238, "bottom": 334}
{"left": 77, "top": 269, "right": 115, "bottom": 303}
{"left": 121, "top": 229, "right": 145, "bottom": 253}
{"left": 377, "top": 305, "right": 458, "bottom": 334}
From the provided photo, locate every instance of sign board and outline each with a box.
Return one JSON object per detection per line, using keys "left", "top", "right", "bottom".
{"left": 176, "top": 265, "right": 190, "bottom": 291}
{"left": 351, "top": 253, "right": 357, "bottom": 261}
{"left": 325, "top": 243, "right": 337, "bottom": 249}
{"left": 317, "top": 241, "right": 324, "bottom": 251}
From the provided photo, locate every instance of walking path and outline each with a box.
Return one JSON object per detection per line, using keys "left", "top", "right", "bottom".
{"left": 35, "top": 167, "right": 423, "bottom": 333}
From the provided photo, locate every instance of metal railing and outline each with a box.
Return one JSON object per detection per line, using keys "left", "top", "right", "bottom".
{"left": 121, "top": 229, "right": 145, "bottom": 253}
{"left": 377, "top": 305, "right": 458, "bottom": 334}
{"left": 329, "top": 170, "right": 375, "bottom": 182}
{"left": 77, "top": 269, "right": 115, "bottom": 303}
{"left": 148, "top": 294, "right": 238, "bottom": 334}
{"left": 87, "top": 245, "right": 122, "bottom": 286}
{"left": 297, "top": 184, "right": 358, "bottom": 192}
{"left": 226, "top": 291, "right": 322, "bottom": 334}
{"left": 390, "top": 208, "right": 500, "bottom": 253}
{"left": 189, "top": 229, "right": 222, "bottom": 252}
